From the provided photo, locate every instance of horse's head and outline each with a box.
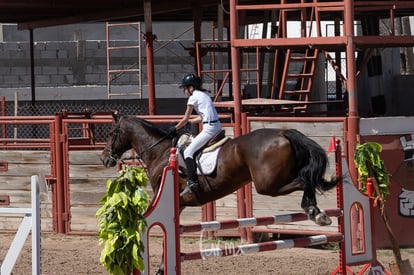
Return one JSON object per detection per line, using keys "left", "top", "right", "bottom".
{"left": 101, "top": 112, "right": 131, "bottom": 168}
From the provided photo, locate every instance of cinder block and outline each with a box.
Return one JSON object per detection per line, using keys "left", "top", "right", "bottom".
{"left": 86, "top": 41, "right": 99, "bottom": 49}
{"left": 0, "top": 67, "right": 11, "bottom": 75}
{"left": 90, "top": 65, "right": 107, "bottom": 74}
{"left": 17, "top": 75, "right": 30, "bottom": 84}
{"left": 46, "top": 42, "right": 64, "bottom": 50}
{"left": 3, "top": 42, "right": 19, "bottom": 51}
{"left": 57, "top": 50, "right": 68, "bottom": 59}
{"left": 11, "top": 67, "right": 28, "bottom": 75}
{"left": 64, "top": 74, "right": 74, "bottom": 84}
{"left": 158, "top": 72, "right": 176, "bottom": 84}
{"left": 58, "top": 67, "right": 73, "bottom": 75}
{"left": 43, "top": 66, "right": 58, "bottom": 75}
{"left": 88, "top": 48, "right": 107, "bottom": 58}
{"left": 40, "top": 50, "right": 57, "bottom": 59}
{"left": 17, "top": 42, "right": 30, "bottom": 51}
{"left": 34, "top": 42, "right": 46, "bottom": 51}
{"left": 51, "top": 75, "right": 65, "bottom": 84}
{"left": 35, "top": 75, "right": 51, "bottom": 84}
{"left": 85, "top": 74, "right": 100, "bottom": 83}
{"left": 167, "top": 64, "right": 182, "bottom": 72}
{"left": 9, "top": 50, "right": 26, "bottom": 59}
{"left": 3, "top": 75, "right": 19, "bottom": 84}
{"left": 100, "top": 74, "right": 108, "bottom": 84}
{"left": 0, "top": 51, "right": 10, "bottom": 58}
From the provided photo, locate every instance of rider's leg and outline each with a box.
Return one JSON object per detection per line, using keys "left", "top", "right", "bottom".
{"left": 181, "top": 124, "right": 221, "bottom": 200}
{"left": 181, "top": 157, "right": 201, "bottom": 199}
{"left": 181, "top": 132, "right": 212, "bottom": 199}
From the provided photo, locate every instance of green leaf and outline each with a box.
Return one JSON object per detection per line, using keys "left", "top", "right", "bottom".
{"left": 96, "top": 166, "right": 151, "bottom": 274}
{"left": 353, "top": 142, "right": 391, "bottom": 201}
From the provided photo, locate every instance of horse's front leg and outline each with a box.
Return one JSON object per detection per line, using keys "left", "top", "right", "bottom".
{"left": 301, "top": 185, "right": 332, "bottom": 226}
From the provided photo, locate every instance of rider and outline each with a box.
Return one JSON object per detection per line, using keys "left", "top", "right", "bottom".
{"left": 169, "top": 73, "right": 222, "bottom": 201}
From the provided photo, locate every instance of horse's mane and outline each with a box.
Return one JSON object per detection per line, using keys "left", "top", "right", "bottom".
{"left": 127, "top": 116, "right": 168, "bottom": 136}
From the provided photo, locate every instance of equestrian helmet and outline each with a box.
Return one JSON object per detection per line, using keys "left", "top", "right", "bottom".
{"left": 179, "top": 73, "right": 201, "bottom": 88}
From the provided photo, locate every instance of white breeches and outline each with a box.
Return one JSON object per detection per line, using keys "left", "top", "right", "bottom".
{"left": 183, "top": 123, "right": 221, "bottom": 159}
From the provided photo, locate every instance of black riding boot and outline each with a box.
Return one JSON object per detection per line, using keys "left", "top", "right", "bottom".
{"left": 181, "top": 157, "right": 201, "bottom": 202}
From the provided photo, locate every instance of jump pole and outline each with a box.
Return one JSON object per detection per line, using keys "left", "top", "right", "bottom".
{"left": 180, "top": 209, "right": 342, "bottom": 234}
{"left": 0, "top": 175, "right": 41, "bottom": 275}
{"left": 183, "top": 233, "right": 343, "bottom": 261}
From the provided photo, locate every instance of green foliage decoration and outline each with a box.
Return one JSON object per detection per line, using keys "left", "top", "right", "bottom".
{"left": 353, "top": 141, "right": 391, "bottom": 201}
{"left": 96, "top": 166, "right": 151, "bottom": 275}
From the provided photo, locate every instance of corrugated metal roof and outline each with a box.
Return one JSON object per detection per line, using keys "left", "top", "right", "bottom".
{"left": 0, "top": 0, "right": 223, "bottom": 29}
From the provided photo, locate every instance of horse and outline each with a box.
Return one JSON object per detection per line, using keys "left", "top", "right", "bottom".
{"left": 101, "top": 112, "right": 340, "bottom": 274}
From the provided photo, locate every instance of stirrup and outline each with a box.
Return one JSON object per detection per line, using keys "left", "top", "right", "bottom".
{"left": 180, "top": 181, "right": 201, "bottom": 204}
{"left": 180, "top": 181, "right": 200, "bottom": 195}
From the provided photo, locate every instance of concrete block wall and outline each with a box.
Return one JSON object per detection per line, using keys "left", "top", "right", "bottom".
{"left": 0, "top": 22, "right": 313, "bottom": 102}
{"left": 0, "top": 39, "right": 197, "bottom": 88}
{"left": 0, "top": 23, "right": 202, "bottom": 90}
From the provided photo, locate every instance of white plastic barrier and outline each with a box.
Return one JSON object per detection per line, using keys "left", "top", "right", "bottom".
{"left": 0, "top": 175, "right": 41, "bottom": 275}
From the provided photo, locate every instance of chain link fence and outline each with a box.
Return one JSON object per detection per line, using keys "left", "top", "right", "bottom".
{"left": 1, "top": 99, "right": 148, "bottom": 142}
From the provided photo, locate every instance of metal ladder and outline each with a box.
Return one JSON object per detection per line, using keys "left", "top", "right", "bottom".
{"left": 269, "top": 0, "right": 321, "bottom": 113}
{"left": 106, "top": 22, "right": 142, "bottom": 99}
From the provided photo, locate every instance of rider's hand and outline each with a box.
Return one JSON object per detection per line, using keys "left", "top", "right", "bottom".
{"left": 168, "top": 126, "right": 177, "bottom": 137}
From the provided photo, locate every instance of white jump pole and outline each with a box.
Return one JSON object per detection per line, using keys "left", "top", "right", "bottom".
{"left": 0, "top": 175, "right": 41, "bottom": 275}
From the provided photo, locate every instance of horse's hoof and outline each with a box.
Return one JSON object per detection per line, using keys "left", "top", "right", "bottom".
{"left": 315, "top": 212, "right": 332, "bottom": 226}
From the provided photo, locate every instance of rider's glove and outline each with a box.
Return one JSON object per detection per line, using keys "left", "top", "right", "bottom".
{"left": 168, "top": 126, "right": 177, "bottom": 137}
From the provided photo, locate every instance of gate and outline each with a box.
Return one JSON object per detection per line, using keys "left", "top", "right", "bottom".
{"left": 0, "top": 112, "right": 116, "bottom": 234}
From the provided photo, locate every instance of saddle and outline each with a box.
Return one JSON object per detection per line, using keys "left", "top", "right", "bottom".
{"left": 202, "top": 130, "right": 230, "bottom": 153}
{"left": 177, "top": 130, "right": 229, "bottom": 156}
{"left": 176, "top": 130, "right": 231, "bottom": 176}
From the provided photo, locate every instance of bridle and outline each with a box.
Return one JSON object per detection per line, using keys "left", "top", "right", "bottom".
{"left": 102, "top": 120, "right": 123, "bottom": 163}
{"left": 103, "top": 116, "right": 172, "bottom": 164}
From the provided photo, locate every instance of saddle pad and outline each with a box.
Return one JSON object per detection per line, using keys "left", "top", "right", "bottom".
{"left": 202, "top": 136, "right": 231, "bottom": 153}
{"left": 197, "top": 147, "right": 221, "bottom": 175}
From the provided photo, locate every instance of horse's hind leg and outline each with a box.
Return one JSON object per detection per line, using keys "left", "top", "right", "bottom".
{"left": 301, "top": 185, "right": 332, "bottom": 226}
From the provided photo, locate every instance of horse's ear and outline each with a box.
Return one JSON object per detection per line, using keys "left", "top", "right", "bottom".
{"left": 112, "top": 110, "right": 120, "bottom": 122}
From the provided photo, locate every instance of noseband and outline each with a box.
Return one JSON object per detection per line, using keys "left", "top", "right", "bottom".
{"left": 103, "top": 122, "right": 123, "bottom": 163}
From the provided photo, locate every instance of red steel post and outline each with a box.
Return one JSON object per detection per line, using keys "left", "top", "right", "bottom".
{"left": 54, "top": 115, "right": 65, "bottom": 233}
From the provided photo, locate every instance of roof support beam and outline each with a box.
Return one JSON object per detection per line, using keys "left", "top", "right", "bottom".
{"left": 144, "top": 0, "right": 156, "bottom": 115}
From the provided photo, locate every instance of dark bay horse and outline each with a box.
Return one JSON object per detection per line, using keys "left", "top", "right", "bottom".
{"left": 101, "top": 113, "right": 339, "bottom": 274}
{"left": 101, "top": 113, "right": 339, "bottom": 224}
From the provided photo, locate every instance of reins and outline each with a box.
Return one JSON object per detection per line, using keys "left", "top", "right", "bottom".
{"left": 134, "top": 135, "right": 170, "bottom": 160}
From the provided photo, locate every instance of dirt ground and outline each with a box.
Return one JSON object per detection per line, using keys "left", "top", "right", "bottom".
{"left": 1, "top": 233, "right": 414, "bottom": 275}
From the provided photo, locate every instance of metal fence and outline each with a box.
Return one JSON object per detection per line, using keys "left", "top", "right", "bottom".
{"left": 1, "top": 99, "right": 148, "bottom": 141}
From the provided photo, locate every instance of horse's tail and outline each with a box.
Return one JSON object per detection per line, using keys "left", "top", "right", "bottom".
{"left": 283, "top": 129, "right": 340, "bottom": 193}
